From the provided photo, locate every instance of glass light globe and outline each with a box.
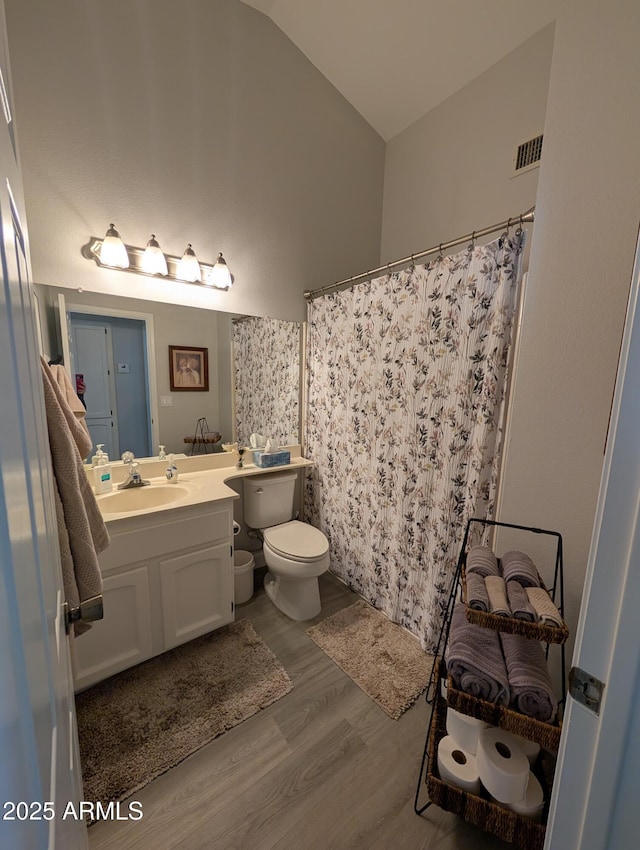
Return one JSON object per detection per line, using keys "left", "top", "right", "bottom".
{"left": 177, "top": 244, "right": 201, "bottom": 282}
{"left": 100, "top": 224, "right": 129, "bottom": 268}
{"left": 141, "top": 234, "right": 168, "bottom": 276}
{"left": 208, "top": 252, "right": 232, "bottom": 289}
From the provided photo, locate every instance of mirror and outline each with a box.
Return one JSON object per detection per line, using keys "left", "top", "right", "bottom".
{"left": 232, "top": 316, "right": 302, "bottom": 449}
{"left": 35, "top": 284, "right": 304, "bottom": 459}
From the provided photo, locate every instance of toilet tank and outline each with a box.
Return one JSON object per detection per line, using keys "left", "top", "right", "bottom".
{"left": 243, "top": 470, "right": 298, "bottom": 529}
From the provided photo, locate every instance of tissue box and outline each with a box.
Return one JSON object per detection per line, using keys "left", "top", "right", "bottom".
{"left": 254, "top": 450, "right": 291, "bottom": 468}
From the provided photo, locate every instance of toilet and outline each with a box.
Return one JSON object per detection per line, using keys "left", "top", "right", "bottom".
{"left": 243, "top": 470, "right": 329, "bottom": 620}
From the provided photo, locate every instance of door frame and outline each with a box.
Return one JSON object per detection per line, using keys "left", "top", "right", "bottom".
{"left": 58, "top": 294, "right": 160, "bottom": 457}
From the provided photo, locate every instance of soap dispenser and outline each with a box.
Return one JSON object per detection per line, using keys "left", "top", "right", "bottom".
{"left": 94, "top": 453, "right": 113, "bottom": 494}
{"left": 91, "top": 443, "right": 108, "bottom": 467}
{"left": 165, "top": 454, "right": 178, "bottom": 483}
{"left": 158, "top": 445, "right": 166, "bottom": 460}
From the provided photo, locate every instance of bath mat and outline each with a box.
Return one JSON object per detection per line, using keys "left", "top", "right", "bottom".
{"left": 75, "top": 620, "right": 292, "bottom": 805}
{"left": 306, "top": 599, "right": 433, "bottom": 720}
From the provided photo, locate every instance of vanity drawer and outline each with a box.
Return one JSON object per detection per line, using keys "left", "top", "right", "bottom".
{"left": 100, "top": 503, "right": 232, "bottom": 570}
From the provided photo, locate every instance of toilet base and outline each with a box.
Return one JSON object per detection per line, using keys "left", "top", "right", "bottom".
{"left": 263, "top": 570, "right": 321, "bottom": 621}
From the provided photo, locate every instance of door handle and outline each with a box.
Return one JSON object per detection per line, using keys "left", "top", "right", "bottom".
{"left": 64, "top": 594, "right": 104, "bottom": 633}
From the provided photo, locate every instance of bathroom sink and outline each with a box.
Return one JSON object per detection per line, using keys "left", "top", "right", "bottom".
{"left": 98, "top": 484, "right": 190, "bottom": 515}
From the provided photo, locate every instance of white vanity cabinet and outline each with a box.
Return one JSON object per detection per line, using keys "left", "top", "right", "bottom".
{"left": 73, "top": 498, "right": 235, "bottom": 691}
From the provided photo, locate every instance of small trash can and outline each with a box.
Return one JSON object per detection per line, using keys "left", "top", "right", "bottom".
{"left": 234, "top": 549, "right": 255, "bottom": 604}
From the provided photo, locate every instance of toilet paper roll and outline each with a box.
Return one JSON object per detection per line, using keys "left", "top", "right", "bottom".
{"left": 436, "top": 736, "right": 482, "bottom": 795}
{"left": 507, "top": 771, "right": 545, "bottom": 821}
{"left": 476, "top": 727, "right": 530, "bottom": 803}
{"left": 509, "top": 733, "right": 541, "bottom": 766}
{"left": 445, "top": 707, "right": 490, "bottom": 755}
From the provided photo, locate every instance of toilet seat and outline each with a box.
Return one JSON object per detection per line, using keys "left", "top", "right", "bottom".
{"left": 263, "top": 520, "right": 328, "bottom": 562}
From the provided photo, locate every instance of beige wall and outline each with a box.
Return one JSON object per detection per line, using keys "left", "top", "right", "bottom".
{"left": 5, "top": 0, "right": 385, "bottom": 322}
{"left": 381, "top": 25, "right": 554, "bottom": 262}
{"left": 495, "top": 0, "right": 640, "bottom": 650}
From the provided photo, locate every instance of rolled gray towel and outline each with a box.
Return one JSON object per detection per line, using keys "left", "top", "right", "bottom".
{"left": 485, "top": 575, "right": 511, "bottom": 617}
{"left": 466, "top": 571, "right": 489, "bottom": 612}
{"left": 466, "top": 545, "right": 500, "bottom": 578}
{"left": 446, "top": 603, "right": 510, "bottom": 705}
{"left": 500, "top": 550, "right": 541, "bottom": 587}
{"left": 506, "top": 580, "right": 536, "bottom": 622}
{"left": 500, "top": 632, "right": 557, "bottom": 722}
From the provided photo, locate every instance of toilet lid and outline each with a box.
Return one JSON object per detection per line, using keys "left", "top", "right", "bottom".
{"left": 263, "top": 520, "right": 329, "bottom": 561}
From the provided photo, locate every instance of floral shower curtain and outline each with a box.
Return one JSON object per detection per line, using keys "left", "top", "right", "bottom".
{"left": 233, "top": 317, "right": 301, "bottom": 447}
{"left": 304, "top": 233, "right": 524, "bottom": 651}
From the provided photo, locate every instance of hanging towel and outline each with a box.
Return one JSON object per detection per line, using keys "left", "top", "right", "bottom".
{"left": 50, "top": 363, "right": 91, "bottom": 448}
{"left": 500, "top": 632, "right": 558, "bottom": 722}
{"left": 40, "top": 357, "right": 109, "bottom": 635}
{"left": 525, "top": 587, "right": 564, "bottom": 628}
{"left": 466, "top": 545, "right": 500, "bottom": 578}
{"left": 485, "top": 575, "right": 511, "bottom": 617}
{"left": 446, "top": 603, "right": 510, "bottom": 706}
{"left": 500, "top": 550, "right": 541, "bottom": 587}
{"left": 465, "top": 571, "right": 489, "bottom": 612}
{"left": 506, "top": 581, "right": 536, "bottom": 622}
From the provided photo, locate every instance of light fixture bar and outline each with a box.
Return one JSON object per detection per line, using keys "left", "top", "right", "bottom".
{"left": 82, "top": 236, "right": 233, "bottom": 290}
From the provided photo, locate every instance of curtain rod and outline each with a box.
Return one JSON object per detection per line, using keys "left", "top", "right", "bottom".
{"left": 303, "top": 206, "right": 535, "bottom": 301}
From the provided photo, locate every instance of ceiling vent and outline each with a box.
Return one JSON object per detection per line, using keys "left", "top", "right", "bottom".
{"left": 512, "top": 133, "right": 543, "bottom": 176}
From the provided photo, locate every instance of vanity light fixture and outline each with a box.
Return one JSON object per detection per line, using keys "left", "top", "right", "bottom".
{"left": 176, "top": 243, "right": 201, "bottom": 282}
{"left": 99, "top": 224, "right": 129, "bottom": 269}
{"left": 82, "top": 228, "right": 233, "bottom": 290}
{"left": 141, "top": 234, "right": 168, "bottom": 276}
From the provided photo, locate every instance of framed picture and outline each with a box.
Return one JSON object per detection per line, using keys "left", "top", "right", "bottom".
{"left": 169, "top": 345, "right": 209, "bottom": 391}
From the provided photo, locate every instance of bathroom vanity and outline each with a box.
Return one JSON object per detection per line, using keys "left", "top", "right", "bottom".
{"left": 72, "top": 452, "right": 312, "bottom": 692}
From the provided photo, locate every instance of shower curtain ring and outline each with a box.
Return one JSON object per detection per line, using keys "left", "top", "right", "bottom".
{"left": 438, "top": 243, "right": 444, "bottom": 261}
{"left": 468, "top": 231, "right": 476, "bottom": 252}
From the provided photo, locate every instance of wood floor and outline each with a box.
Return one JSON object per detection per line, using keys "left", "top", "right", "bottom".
{"left": 86, "top": 571, "right": 511, "bottom": 850}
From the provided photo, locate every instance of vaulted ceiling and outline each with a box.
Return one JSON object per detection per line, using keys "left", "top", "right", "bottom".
{"left": 241, "top": 0, "right": 562, "bottom": 140}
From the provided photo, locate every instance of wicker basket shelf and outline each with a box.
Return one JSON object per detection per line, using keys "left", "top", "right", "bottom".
{"left": 415, "top": 518, "right": 567, "bottom": 842}
{"left": 461, "top": 565, "right": 569, "bottom": 645}
{"left": 445, "top": 674, "right": 562, "bottom": 754}
{"left": 426, "top": 682, "right": 550, "bottom": 850}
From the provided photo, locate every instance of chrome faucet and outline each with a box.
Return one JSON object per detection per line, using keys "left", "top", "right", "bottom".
{"left": 117, "top": 460, "right": 149, "bottom": 490}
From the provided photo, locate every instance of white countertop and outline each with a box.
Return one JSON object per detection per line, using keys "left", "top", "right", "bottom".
{"left": 94, "top": 455, "right": 313, "bottom": 524}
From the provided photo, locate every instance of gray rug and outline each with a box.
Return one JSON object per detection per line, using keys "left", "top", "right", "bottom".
{"left": 76, "top": 620, "right": 292, "bottom": 804}
{"left": 307, "top": 599, "right": 433, "bottom": 720}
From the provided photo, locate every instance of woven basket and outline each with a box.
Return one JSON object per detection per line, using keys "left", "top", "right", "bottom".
{"left": 427, "top": 665, "right": 549, "bottom": 850}
{"left": 461, "top": 566, "right": 569, "bottom": 645}
{"left": 446, "top": 676, "right": 562, "bottom": 754}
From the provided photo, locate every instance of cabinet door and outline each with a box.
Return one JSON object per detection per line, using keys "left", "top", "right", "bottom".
{"left": 160, "top": 542, "right": 233, "bottom": 650}
{"left": 73, "top": 566, "right": 153, "bottom": 691}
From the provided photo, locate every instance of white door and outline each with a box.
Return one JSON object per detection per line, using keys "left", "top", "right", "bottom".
{"left": 0, "top": 4, "right": 87, "bottom": 848}
{"left": 71, "top": 319, "right": 120, "bottom": 460}
{"left": 545, "top": 232, "right": 640, "bottom": 849}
